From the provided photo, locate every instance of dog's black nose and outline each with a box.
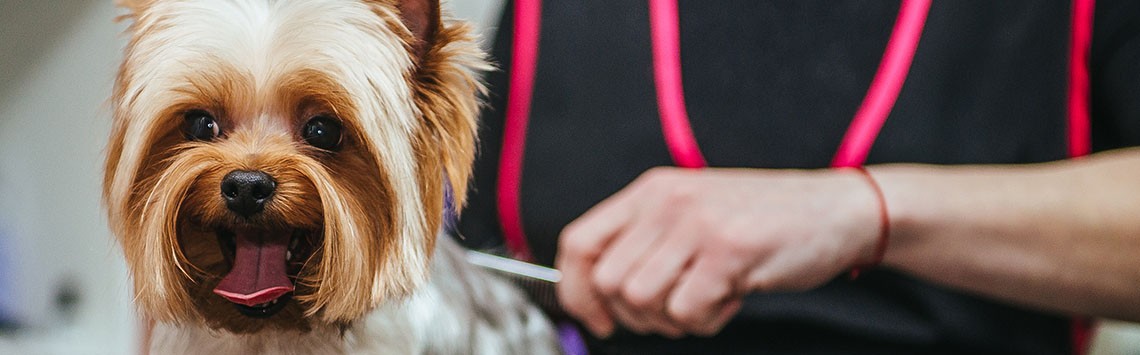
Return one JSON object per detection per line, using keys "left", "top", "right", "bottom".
{"left": 221, "top": 170, "right": 276, "bottom": 217}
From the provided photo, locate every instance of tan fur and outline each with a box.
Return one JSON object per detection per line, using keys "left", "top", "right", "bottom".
{"left": 105, "top": 0, "right": 491, "bottom": 334}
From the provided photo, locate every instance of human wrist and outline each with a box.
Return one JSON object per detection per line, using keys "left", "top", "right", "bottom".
{"left": 846, "top": 167, "right": 889, "bottom": 278}
{"left": 858, "top": 164, "right": 931, "bottom": 270}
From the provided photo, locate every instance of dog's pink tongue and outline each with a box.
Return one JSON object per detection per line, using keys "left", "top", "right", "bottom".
{"left": 213, "top": 230, "right": 293, "bottom": 306}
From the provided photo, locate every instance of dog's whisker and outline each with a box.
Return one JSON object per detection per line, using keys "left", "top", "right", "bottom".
{"left": 170, "top": 245, "right": 196, "bottom": 283}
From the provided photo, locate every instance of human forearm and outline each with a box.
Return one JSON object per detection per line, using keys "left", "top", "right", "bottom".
{"left": 873, "top": 148, "right": 1140, "bottom": 320}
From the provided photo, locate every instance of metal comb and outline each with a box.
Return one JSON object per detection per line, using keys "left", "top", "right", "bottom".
{"left": 465, "top": 250, "right": 563, "bottom": 315}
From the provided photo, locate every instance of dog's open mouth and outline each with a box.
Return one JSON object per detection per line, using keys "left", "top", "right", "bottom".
{"left": 213, "top": 228, "right": 315, "bottom": 318}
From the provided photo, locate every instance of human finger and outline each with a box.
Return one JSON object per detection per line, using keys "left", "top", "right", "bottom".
{"left": 692, "top": 298, "right": 743, "bottom": 337}
{"left": 665, "top": 256, "right": 741, "bottom": 335}
{"left": 606, "top": 299, "right": 686, "bottom": 338}
{"left": 557, "top": 260, "right": 615, "bottom": 337}
{"left": 556, "top": 192, "right": 643, "bottom": 337}
{"left": 620, "top": 219, "right": 699, "bottom": 314}
{"left": 591, "top": 216, "right": 666, "bottom": 298}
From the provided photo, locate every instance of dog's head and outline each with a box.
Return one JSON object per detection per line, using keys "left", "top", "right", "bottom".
{"left": 104, "top": 0, "right": 485, "bottom": 333}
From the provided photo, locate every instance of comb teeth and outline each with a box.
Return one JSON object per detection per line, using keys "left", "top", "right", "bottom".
{"left": 465, "top": 250, "right": 564, "bottom": 315}
{"left": 508, "top": 275, "right": 561, "bottom": 315}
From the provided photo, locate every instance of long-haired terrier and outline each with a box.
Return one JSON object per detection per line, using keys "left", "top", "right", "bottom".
{"left": 103, "top": 0, "right": 557, "bottom": 353}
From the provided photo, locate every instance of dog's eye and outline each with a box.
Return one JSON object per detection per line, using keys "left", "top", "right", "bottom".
{"left": 183, "top": 110, "right": 220, "bottom": 141}
{"left": 302, "top": 116, "right": 343, "bottom": 151}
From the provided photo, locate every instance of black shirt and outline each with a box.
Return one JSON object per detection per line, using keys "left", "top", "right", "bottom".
{"left": 458, "top": 1, "right": 1140, "bottom": 353}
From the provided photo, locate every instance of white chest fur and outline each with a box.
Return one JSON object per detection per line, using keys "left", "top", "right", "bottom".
{"left": 150, "top": 238, "right": 559, "bottom": 355}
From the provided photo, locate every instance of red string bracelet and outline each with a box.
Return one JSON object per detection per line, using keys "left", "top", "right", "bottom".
{"left": 849, "top": 167, "right": 890, "bottom": 279}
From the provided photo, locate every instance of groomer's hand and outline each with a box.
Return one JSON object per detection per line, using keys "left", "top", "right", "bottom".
{"left": 556, "top": 167, "right": 883, "bottom": 338}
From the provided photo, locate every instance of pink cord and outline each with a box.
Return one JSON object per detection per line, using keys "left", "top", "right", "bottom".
{"left": 497, "top": 0, "right": 542, "bottom": 261}
{"left": 832, "top": 0, "right": 932, "bottom": 168}
{"left": 651, "top": 0, "right": 931, "bottom": 169}
{"left": 1068, "top": 0, "right": 1094, "bottom": 158}
{"left": 650, "top": 0, "right": 707, "bottom": 168}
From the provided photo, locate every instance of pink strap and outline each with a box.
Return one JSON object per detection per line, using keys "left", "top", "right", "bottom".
{"left": 650, "top": 0, "right": 930, "bottom": 169}
{"left": 650, "top": 0, "right": 708, "bottom": 168}
{"left": 1068, "top": 0, "right": 1094, "bottom": 159}
{"left": 497, "top": 0, "right": 542, "bottom": 261}
{"left": 832, "top": 0, "right": 932, "bottom": 168}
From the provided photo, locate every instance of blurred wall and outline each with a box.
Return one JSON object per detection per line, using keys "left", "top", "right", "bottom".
{"left": 0, "top": 1, "right": 134, "bottom": 354}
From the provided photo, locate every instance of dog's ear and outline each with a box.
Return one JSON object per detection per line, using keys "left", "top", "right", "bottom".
{"left": 387, "top": 0, "right": 485, "bottom": 218}
{"left": 394, "top": 0, "right": 441, "bottom": 61}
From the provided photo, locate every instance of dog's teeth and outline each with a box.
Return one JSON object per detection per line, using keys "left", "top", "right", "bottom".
{"left": 286, "top": 250, "right": 293, "bottom": 261}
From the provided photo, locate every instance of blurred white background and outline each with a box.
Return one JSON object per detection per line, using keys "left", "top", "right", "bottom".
{"left": 0, "top": 1, "right": 1138, "bottom": 354}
